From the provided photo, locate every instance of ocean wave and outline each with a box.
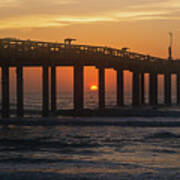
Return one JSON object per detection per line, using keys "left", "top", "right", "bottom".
{"left": 0, "top": 138, "right": 101, "bottom": 152}
{"left": 145, "top": 131, "right": 180, "bottom": 140}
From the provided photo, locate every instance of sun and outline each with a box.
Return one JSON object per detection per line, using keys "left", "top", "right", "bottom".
{"left": 90, "top": 85, "right": 98, "bottom": 91}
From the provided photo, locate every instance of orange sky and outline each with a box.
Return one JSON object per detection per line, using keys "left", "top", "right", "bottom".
{"left": 0, "top": 0, "right": 180, "bottom": 93}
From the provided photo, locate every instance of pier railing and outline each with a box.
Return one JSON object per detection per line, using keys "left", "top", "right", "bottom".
{"left": 0, "top": 38, "right": 165, "bottom": 62}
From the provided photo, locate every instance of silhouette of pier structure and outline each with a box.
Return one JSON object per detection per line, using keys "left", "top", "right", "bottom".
{"left": 0, "top": 38, "right": 180, "bottom": 117}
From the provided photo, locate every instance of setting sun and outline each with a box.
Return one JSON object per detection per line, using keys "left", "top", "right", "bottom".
{"left": 90, "top": 85, "right": 98, "bottom": 91}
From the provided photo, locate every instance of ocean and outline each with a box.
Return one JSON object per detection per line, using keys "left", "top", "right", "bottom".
{"left": 7, "top": 91, "right": 177, "bottom": 111}
{"left": 0, "top": 92, "right": 180, "bottom": 179}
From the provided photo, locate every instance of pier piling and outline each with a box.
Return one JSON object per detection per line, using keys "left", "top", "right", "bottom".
{"left": 177, "top": 73, "right": 180, "bottom": 105}
{"left": 165, "top": 73, "right": 171, "bottom": 105}
{"left": 117, "top": 70, "right": 124, "bottom": 106}
{"left": 132, "top": 71, "right": 141, "bottom": 106}
{"left": 51, "top": 66, "right": 56, "bottom": 113}
{"left": 2, "top": 66, "right": 10, "bottom": 118}
{"left": 74, "top": 65, "right": 84, "bottom": 111}
{"left": 17, "top": 66, "right": 24, "bottom": 117}
{"left": 42, "top": 66, "right": 49, "bottom": 117}
{"left": 141, "top": 73, "right": 145, "bottom": 104}
{"left": 98, "top": 68, "right": 105, "bottom": 109}
{"left": 149, "top": 73, "right": 158, "bottom": 106}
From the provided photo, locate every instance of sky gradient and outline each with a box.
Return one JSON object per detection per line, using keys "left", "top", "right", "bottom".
{"left": 0, "top": 0, "right": 180, "bottom": 57}
{"left": 0, "top": 0, "right": 180, "bottom": 93}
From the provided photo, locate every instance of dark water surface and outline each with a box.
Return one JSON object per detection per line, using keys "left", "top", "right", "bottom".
{"left": 0, "top": 117, "right": 180, "bottom": 179}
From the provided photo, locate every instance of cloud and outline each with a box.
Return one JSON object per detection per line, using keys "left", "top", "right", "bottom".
{"left": 0, "top": 15, "right": 68, "bottom": 29}
{"left": 0, "top": 0, "right": 180, "bottom": 29}
{"left": 56, "top": 16, "right": 116, "bottom": 23}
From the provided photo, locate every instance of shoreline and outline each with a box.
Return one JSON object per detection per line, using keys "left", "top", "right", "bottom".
{"left": 57, "top": 107, "right": 180, "bottom": 117}
{"left": 3, "top": 106, "right": 180, "bottom": 117}
{"left": 1, "top": 107, "right": 180, "bottom": 127}
{"left": 1, "top": 117, "right": 180, "bottom": 128}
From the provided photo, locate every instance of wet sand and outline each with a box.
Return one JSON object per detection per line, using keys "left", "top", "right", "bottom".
{"left": 0, "top": 171, "right": 180, "bottom": 180}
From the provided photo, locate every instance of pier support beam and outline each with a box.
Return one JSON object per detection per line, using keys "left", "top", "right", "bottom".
{"left": 98, "top": 68, "right": 105, "bottom": 109}
{"left": 117, "top": 70, "right": 124, "bottom": 106}
{"left": 141, "top": 73, "right": 145, "bottom": 104}
{"left": 177, "top": 73, "right": 180, "bottom": 105}
{"left": 132, "top": 71, "right": 141, "bottom": 106}
{"left": 16, "top": 66, "right": 24, "bottom": 117}
{"left": 51, "top": 66, "right": 56, "bottom": 113}
{"left": 2, "top": 66, "right": 10, "bottom": 118}
{"left": 74, "top": 65, "right": 84, "bottom": 112}
{"left": 164, "top": 73, "right": 171, "bottom": 106}
{"left": 42, "top": 66, "right": 49, "bottom": 117}
{"left": 149, "top": 73, "right": 158, "bottom": 106}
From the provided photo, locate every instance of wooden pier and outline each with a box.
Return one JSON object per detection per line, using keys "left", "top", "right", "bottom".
{"left": 0, "top": 38, "right": 180, "bottom": 117}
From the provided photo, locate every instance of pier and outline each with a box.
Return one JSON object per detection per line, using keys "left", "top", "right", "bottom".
{"left": 0, "top": 38, "right": 180, "bottom": 117}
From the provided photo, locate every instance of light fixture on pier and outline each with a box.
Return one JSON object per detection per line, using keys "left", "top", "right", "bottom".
{"left": 168, "top": 32, "right": 173, "bottom": 60}
{"left": 64, "top": 38, "right": 76, "bottom": 46}
{"left": 121, "top": 47, "right": 129, "bottom": 51}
